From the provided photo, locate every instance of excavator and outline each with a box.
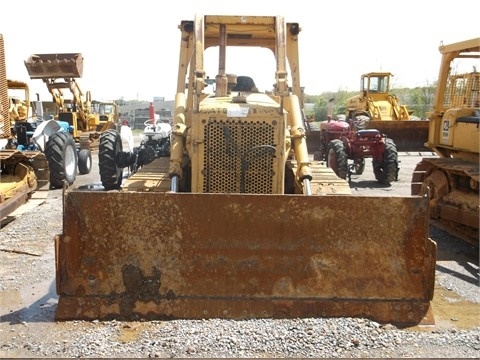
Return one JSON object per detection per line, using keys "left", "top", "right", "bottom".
{"left": 412, "top": 37, "right": 480, "bottom": 248}
{"left": 54, "top": 15, "right": 436, "bottom": 326}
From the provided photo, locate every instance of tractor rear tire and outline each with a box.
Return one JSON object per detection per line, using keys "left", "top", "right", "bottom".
{"left": 78, "top": 148, "right": 92, "bottom": 175}
{"left": 99, "top": 129, "right": 123, "bottom": 190}
{"left": 373, "top": 138, "right": 398, "bottom": 184}
{"left": 45, "top": 131, "right": 77, "bottom": 189}
{"left": 327, "top": 139, "right": 348, "bottom": 180}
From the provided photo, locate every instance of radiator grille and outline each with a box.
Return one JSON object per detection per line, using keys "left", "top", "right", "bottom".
{"left": 203, "top": 119, "right": 276, "bottom": 193}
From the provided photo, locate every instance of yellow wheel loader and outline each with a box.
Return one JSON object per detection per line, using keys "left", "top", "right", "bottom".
{"left": 345, "top": 72, "right": 430, "bottom": 152}
{"left": 411, "top": 38, "right": 480, "bottom": 247}
{"left": 54, "top": 15, "right": 436, "bottom": 326}
{"left": 306, "top": 72, "right": 430, "bottom": 153}
{"left": 24, "top": 53, "right": 119, "bottom": 177}
{"left": 0, "top": 34, "right": 49, "bottom": 220}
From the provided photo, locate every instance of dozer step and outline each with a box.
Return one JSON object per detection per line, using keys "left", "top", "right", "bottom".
{"left": 307, "top": 161, "right": 352, "bottom": 195}
{"left": 122, "top": 158, "right": 352, "bottom": 195}
{"left": 122, "top": 157, "right": 171, "bottom": 192}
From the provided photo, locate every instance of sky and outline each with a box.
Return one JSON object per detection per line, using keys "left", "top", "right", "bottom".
{"left": 2, "top": 0, "right": 479, "bottom": 102}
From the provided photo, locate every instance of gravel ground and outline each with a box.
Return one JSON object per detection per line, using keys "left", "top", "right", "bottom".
{"left": 0, "top": 152, "right": 479, "bottom": 358}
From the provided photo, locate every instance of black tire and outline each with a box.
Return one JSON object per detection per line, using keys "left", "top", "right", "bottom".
{"left": 327, "top": 139, "right": 348, "bottom": 180}
{"left": 45, "top": 131, "right": 77, "bottom": 189}
{"left": 78, "top": 148, "right": 92, "bottom": 175}
{"left": 354, "top": 158, "right": 365, "bottom": 175}
{"left": 373, "top": 138, "right": 398, "bottom": 184}
{"left": 99, "top": 129, "right": 123, "bottom": 190}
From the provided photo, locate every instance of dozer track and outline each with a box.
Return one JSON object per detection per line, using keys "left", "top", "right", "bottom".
{"left": 412, "top": 157, "right": 479, "bottom": 247}
{"left": 0, "top": 150, "right": 49, "bottom": 220}
{"left": 55, "top": 157, "right": 435, "bottom": 326}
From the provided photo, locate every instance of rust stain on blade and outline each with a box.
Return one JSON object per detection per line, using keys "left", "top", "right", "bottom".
{"left": 55, "top": 191, "right": 436, "bottom": 325}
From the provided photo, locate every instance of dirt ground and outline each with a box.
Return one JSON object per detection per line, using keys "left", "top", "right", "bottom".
{"left": 0, "top": 150, "right": 478, "bottom": 358}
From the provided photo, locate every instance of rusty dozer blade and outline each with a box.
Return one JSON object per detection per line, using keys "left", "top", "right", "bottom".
{"left": 55, "top": 190, "right": 436, "bottom": 326}
{"left": 24, "top": 53, "right": 83, "bottom": 79}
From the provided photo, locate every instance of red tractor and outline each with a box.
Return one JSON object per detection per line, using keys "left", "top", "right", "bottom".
{"left": 313, "top": 116, "right": 399, "bottom": 184}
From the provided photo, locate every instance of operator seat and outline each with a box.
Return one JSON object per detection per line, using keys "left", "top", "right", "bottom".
{"left": 232, "top": 76, "right": 258, "bottom": 92}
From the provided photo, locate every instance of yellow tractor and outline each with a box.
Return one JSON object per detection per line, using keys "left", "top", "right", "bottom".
{"left": 54, "top": 15, "right": 436, "bottom": 326}
{"left": 0, "top": 34, "right": 49, "bottom": 220}
{"left": 412, "top": 38, "right": 480, "bottom": 247}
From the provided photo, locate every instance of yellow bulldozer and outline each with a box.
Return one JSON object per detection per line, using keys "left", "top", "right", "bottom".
{"left": 412, "top": 37, "right": 480, "bottom": 247}
{"left": 0, "top": 34, "right": 50, "bottom": 220}
{"left": 54, "top": 15, "right": 436, "bottom": 326}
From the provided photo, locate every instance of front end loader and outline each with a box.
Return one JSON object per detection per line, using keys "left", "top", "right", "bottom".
{"left": 347, "top": 72, "right": 429, "bottom": 152}
{"left": 54, "top": 15, "right": 436, "bottom": 326}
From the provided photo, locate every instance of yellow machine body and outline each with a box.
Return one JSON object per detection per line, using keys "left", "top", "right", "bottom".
{"left": 55, "top": 15, "right": 436, "bottom": 326}
{"left": 412, "top": 38, "right": 480, "bottom": 247}
{"left": 0, "top": 35, "right": 49, "bottom": 220}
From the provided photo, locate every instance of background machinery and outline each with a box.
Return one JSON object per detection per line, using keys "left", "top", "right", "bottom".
{"left": 345, "top": 72, "right": 430, "bottom": 151}
{"left": 54, "top": 15, "right": 436, "bottom": 326}
{"left": 7, "top": 78, "right": 80, "bottom": 189}
{"left": 314, "top": 115, "right": 399, "bottom": 183}
{"left": 24, "top": 53, "right": 119, "bottom": 187}
{"left": 411, "top": 38, "right": 480, "bottom": 247}
{"left": 0, "top": 34, "right": 49, "bottom": 220}
{"left": 306, "top": 72, "right": 430, "bottom": 153}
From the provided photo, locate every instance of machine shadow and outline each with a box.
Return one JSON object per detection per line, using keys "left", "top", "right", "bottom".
{"left": 0, "top": 280, "right": 57, "bottom": 324}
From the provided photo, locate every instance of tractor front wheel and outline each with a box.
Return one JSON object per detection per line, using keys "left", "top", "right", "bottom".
{"left": 78, "top": 148, "right": 92, "bottom": 175}
{"left": 354, "top": 158, "right": 365, "bottom": 175}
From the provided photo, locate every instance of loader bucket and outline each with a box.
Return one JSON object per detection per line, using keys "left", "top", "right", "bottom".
{"left": 24, "top": 53, "right": 83, "bottom": 79}
{"left": 55, "top": 189, "right": 436, "bottom": 326}
{"left": 367, "top": 120, "right": 430, "bottom": 152}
